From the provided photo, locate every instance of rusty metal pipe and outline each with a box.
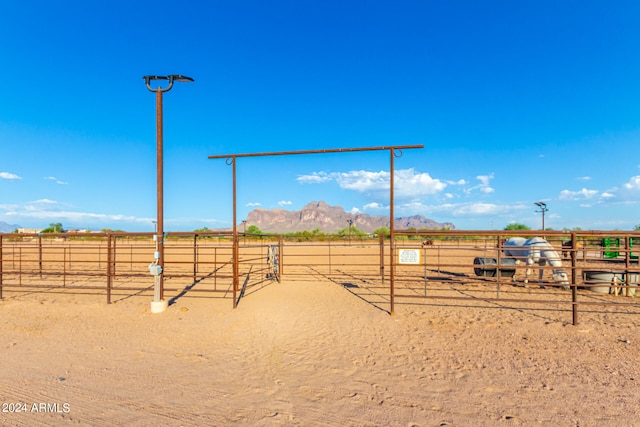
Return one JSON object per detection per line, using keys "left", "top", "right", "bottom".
{"left": 278, "top": 235, "right": 283, "bottom": 282}
{"left": 107, "top": 234, "right": 112, "bottom": 304}
{"left": 39, "top": 234, "right": 42, "bottom": 278}
{"left": 232, "top": 157, "right": 238, "bottom": 308}
{"left": 144, "top": 74, "right": 194, "bottom": 307}
{"left": 156, "top": 88, "right": 165, "bottom": 301}
{"left": 208, "top": 144, "right": 423, "bottom": 160}
{"left": 571, "top": 232, "right": 578, "bottom": 325}
{"left": 389, "top": 148, "right": 396, "bottom": 315}
{"left": 193, "top": 234, "right": 197, "bottom": 283}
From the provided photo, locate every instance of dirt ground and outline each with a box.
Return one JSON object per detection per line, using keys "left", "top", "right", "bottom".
{"left": 1, "top": 257, "right": 640, "bottom": 427}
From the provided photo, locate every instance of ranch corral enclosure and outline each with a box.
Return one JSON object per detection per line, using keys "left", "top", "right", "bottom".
{"left": 1, "top": 230, "right": 639, "bottom": 324}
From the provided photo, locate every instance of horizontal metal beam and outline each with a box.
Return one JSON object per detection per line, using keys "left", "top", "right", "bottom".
{"left": 208, "top": 144, "right": 424, "bottom": 159}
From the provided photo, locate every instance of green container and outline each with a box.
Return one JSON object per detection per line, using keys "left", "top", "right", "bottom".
{"left": 602, "top": 237, "right": 620, "bottom": 259}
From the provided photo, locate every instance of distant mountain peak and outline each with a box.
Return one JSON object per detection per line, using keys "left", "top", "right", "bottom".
{"left": 245, "top": 201, "right": 454, "bottom": 233}
{"left": 0, "top": 221, "right": 20, "bottom": 233}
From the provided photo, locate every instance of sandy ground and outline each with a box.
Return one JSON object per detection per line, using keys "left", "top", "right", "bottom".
{"left": 1, "top": 274, "right": 640, "bottom": 426}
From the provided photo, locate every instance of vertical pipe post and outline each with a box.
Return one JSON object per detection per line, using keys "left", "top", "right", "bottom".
{"left": 214, "top": 247, "right": 217, "bottom": 291}
{"left": 496, "top": 235, "right": 501, "bottom": 298}
{"left": 570, "top": 232, "right": 577, "bottom": 284}
{"left": 112, "top": 237, "right": 117, "bottom": 277}
{"left": 423, "top": 243, "right": 427, "bottom": 296}
{"left": 389, "top": 148, "right": 395, "bottom": 315}
{"left": 496, "top": 238, "right": 502, "bottom": 292}
{"left": 625, "top": 234, "right": 631, "bottom": 296}
{"left": 38, "top": 234, "right": 43, "bottom": 278}
{"left": 379, "top": 233, "right": 384, "bottom": 280}
{"left": 571, "top": 232, "right": 578, "bottom": 325}
{"left": 193, "top": 234, "right": 198, "bottom": 283}
{"left": 107, "top": 234, "right": 112, "bottom": 304}
{"left": 156, "top": 88, "right": 165, "bottom": 302}
{"left": 278, "top": 235, "right": 283, "bottom": 282}
{"left": 328, "top": 239, "right": 331, "bottom": 274}
{"left": 232, "top": 156, "right": 239, "bottom": 308}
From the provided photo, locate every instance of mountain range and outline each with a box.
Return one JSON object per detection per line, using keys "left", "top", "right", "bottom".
{"left": 245, "top": 201, "right": 455, "bottom": 233}
{"left": 0, "top": 221, "right": 20, "bottom": 233}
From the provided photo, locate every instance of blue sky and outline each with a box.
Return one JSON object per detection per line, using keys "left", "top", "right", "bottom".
{"left": 1, "top": 1, "right": 640, "bottom": 232}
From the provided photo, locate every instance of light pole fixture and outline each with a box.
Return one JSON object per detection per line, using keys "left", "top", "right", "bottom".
{"left": 534, "top": 201, "right": 548, "bottom": 231}
{"left": 143, "top": 74, "right": 194, "bottom": 313}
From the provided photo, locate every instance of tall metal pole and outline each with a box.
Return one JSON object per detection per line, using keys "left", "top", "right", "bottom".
{"left": 144, "top": 74, "right": 194, "bottom": 313}
{"left": 156, "top": 88, "right": 165, "bottom": 302}
{"left": 535, "top": 202, "right": 548, "bottom": 231}
{"left": 389, "top": 148, "right": 395, "bottom": 316}
{"left": 232, "top": 156, "right": 239, "bottom": 308}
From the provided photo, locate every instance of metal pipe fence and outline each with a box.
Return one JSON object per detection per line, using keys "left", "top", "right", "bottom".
{"left": 1, "top": 230, "right": 639, "bottom": 324}
{"left": 0, "top": 232, "right": 277, "bottom": 305}
{"left": 280, "top": 231, "right": 640, "bottom": 325}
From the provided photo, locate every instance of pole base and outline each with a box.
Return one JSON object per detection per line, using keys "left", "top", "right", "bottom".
{"left": 150, "top": 300, "right": 168, "bottom": 314}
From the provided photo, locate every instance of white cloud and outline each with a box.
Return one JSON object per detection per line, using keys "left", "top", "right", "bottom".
{"left": 393, "top": 169, "right": 447, "bottom": 197}
{"left": 477, "top": 175, "right": 492, "bottom": 186}
{"left": 5, "top": 208, "right": 151, "bottom": 224}
{"left": 278, "top": 200, "right": 292, "bottom": 206}
{"left": 463, "top": 173, "right": 494, "bottom": 195}
{"left": 450, "top": 202, "right": 500, "bottom": 215}
{"left": 558, "top": 188, "right": 599, "bottom": 201}
{"left": 363, "top": 202, "right": 387, "bottom": 210}
{"left": 445, "top": 179, "right": 467, "bottom": 185}
{"left": 480, "top": 186, "right": 494, "bottom": 194}
{"left": 349, "top": 207, "right": 360, "bottom": 214}
{"left": 599, "top": 175, "right": 640, "bottom": 202}
{"left": 296, "top": 172, "right": 332, "bottom": 183}
{"left": 1, "top": 172, "right": 21, "bottom": 180}
{"left": 1, "top": 198, "right": 152, "bottom": 226}
{"left": 2, "top": 199, "right": 229, "bottom": 231}
{"left": 22, "top": 199, "right": 61, "bottom": 211}
{"left": 298, "top": 168, "right": 447, "bottom": 198}
{"left": 44, "top": 176, "right": 68, "bottom": 185}
{"left": 246, "top": 202, "right": 261, "bottom": 207}
{"left": 0, "top": 203, "right": 18, "bottom": 211}
{"left": 477, "top": 174, "right": 494, "bottom": 193}
{"left": 623, "top": 175, "right": 640, "bottom": 191}
{"left": 335, "top": 170, "right": 389, "bottom": 192}
{"left": 395, "top": 200, "right": 529, "bottom": 218}
{"left": 577, "top": 176, "right": 591, "bottom": 181}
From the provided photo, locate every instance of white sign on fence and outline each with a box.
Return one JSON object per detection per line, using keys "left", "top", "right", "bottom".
{"left": 398, "top": 249, "right": 421, "bottom": 264}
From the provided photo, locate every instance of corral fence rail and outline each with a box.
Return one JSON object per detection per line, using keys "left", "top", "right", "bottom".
{"left": 0, "top": 231, "right": 279, "bottom": 304}
{"left": 281, "top": 230, "right": 640, "bottom": 325}
{"left": 1, "top": 230, "right": 639, "bottom": 324}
